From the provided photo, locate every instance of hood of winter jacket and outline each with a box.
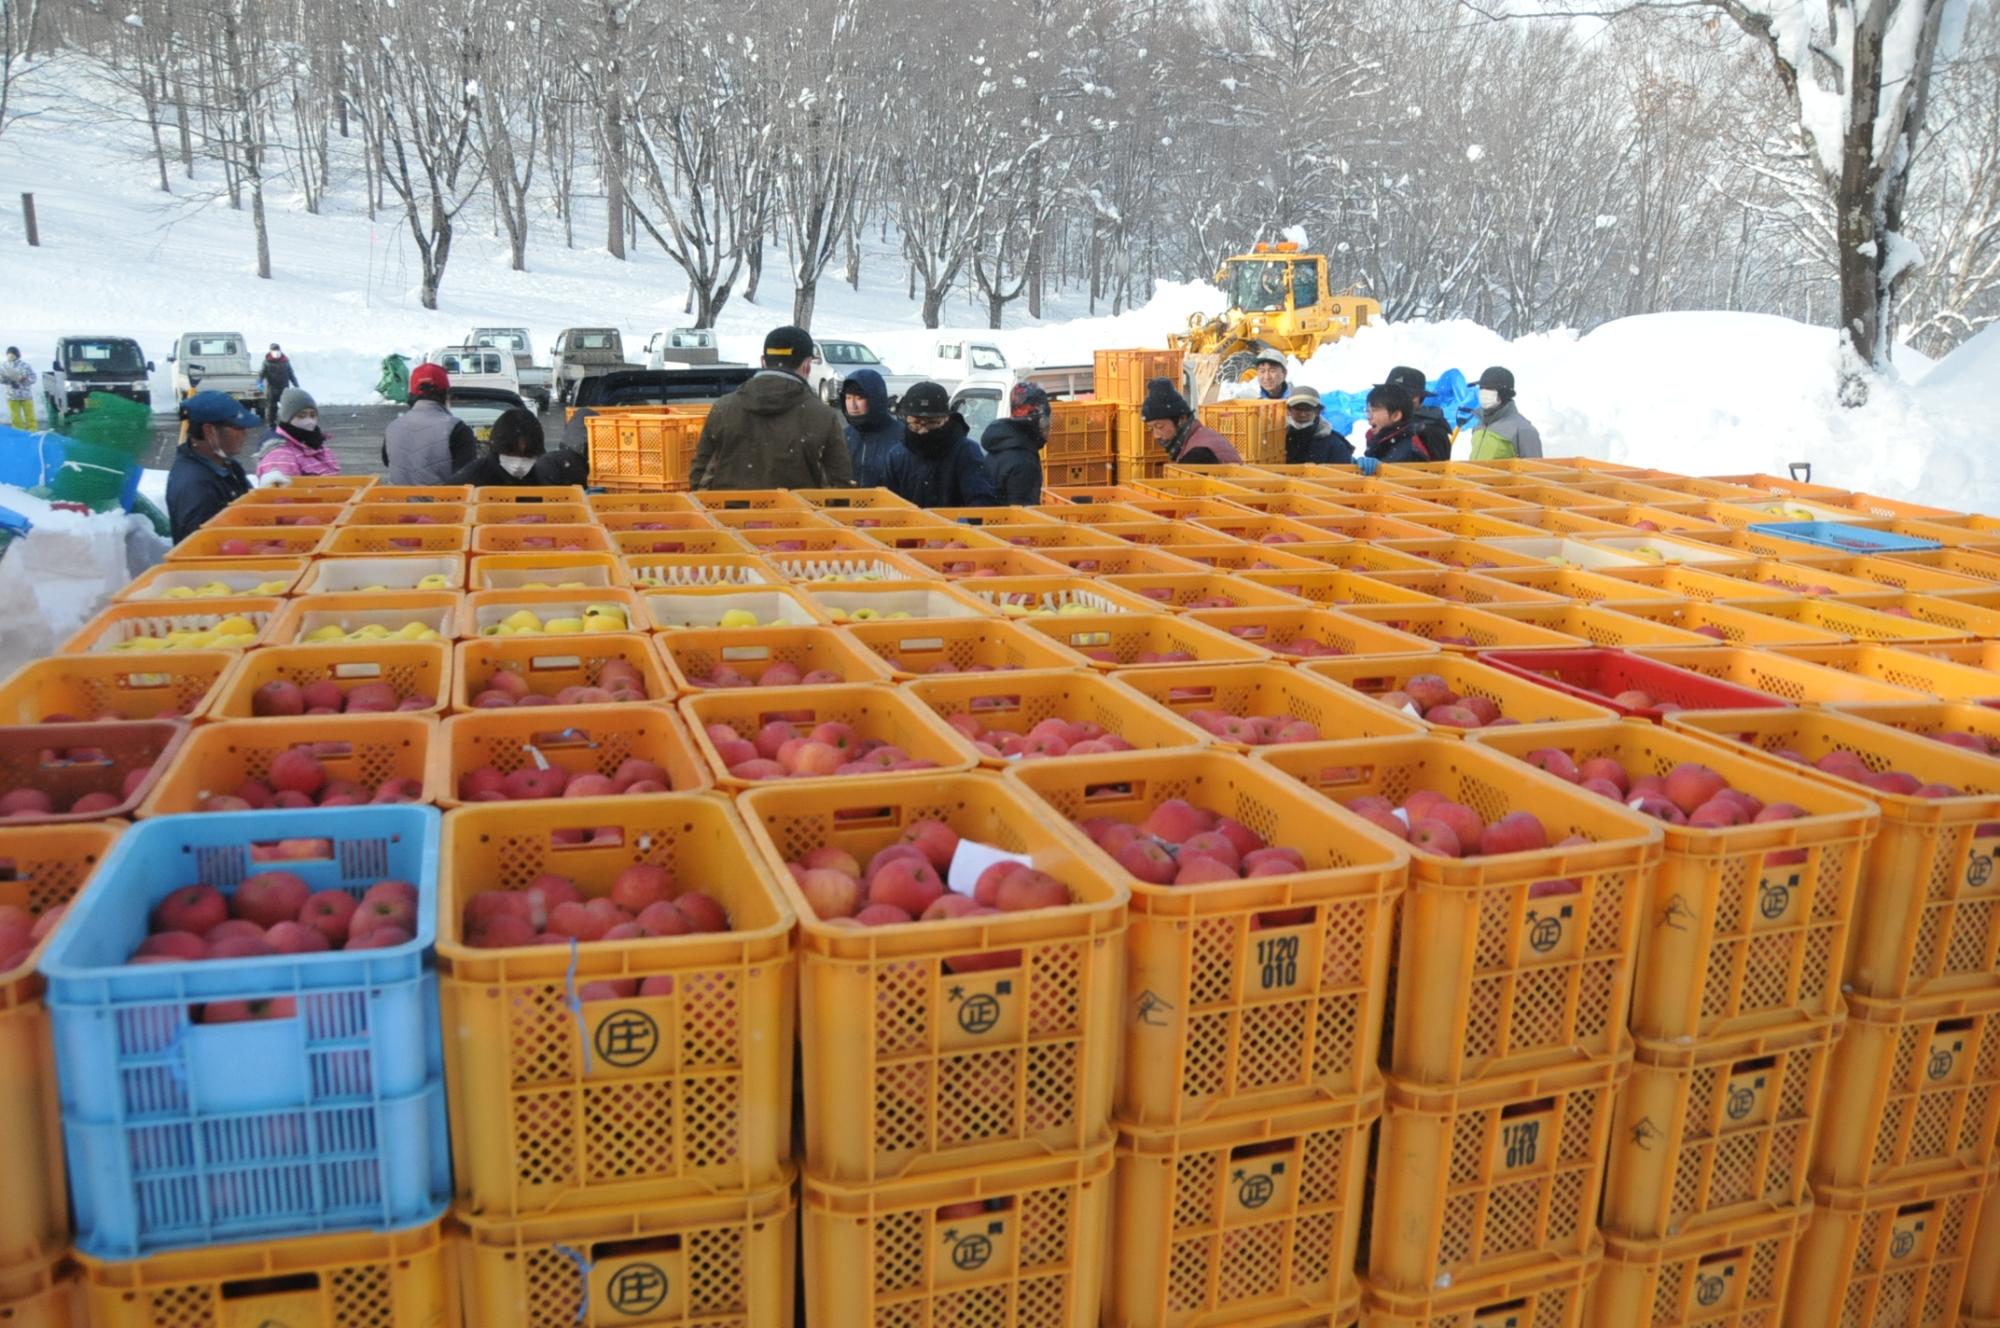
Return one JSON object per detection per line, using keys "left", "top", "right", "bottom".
{"left": 737, "top": 369, "right": 818, "bottom": 417}
{"left": 840, "top": 369, "right": 896, "bottom": 432}
{"left": 903, "top": 414, "right": 970, "bottom": 461}
{"left": 980, "top": 417, "right": 1045, "bottom": 456}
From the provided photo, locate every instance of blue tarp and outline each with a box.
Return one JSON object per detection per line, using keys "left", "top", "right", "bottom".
{"left": 0, "top": 424, "right": 143, "bottom": 511}
{"left": 1311, "top": 368, "right": 1483, "bottom": 439}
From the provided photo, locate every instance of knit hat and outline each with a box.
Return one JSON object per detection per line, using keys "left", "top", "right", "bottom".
{"left": 277, "top": 386, "right": 316, "bottom": 423}
{"left": 1140, "top": 377, "right": 1191, "bottom": 423}
{"left": 1477, "top": 366, "right": 1516, "bottom": 396}
{"left": 1384, "top": 366, "right": 1427, "bottom": 400}
{"left": 899, "top": 381, "right": 951, "bottom": 419}
{"left": 1009, "top": 382, "right": 1051, "bottom": 419}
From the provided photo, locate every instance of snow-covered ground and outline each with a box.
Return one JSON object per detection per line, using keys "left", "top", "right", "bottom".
{"left": 1, "top": 62, "right": 1991, "bottom": 513}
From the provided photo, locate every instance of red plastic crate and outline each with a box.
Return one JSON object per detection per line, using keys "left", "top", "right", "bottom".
{"left": 1480, "top": 648, "right": 1795, "bottom": 722}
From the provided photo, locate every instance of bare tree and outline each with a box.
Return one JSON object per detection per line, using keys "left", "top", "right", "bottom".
{"left": 0, "top": 0, "right": 43, "bottom": 141}
{"left": 628, "top": 18, "right": 774, "bottom": 327}
{"left": 362, "top": 7, "right": 486, "bottom": 308}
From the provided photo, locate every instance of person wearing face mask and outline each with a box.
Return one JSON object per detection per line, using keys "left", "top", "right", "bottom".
{"left": 882, "top": 381, "right": 1000, "bottom": 507}
{"left": 980, "top": 382, "right": 1051, "bottom": 504}
{"left": 451, "top": 407, "right": 556, "bottom": 486}
{"left": 1283, "top": 386, "right": 1353, "bottom": 465}
{"left": 256, "top": 387, "right": 341, "bottom": 483}
{"left": 1463, "top": 366, "right": 1543, "bottom": 461}
{"left": 166, "top": 390, "right": 258, "bottom": 542}
{"left": 2, "top": 347, "right": 38, "bottom": 429}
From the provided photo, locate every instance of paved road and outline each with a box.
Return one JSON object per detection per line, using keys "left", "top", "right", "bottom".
{"left": 146, "top": 405, "right": 405, "bottom": 474}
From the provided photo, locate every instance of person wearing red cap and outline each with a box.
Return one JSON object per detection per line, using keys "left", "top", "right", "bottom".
{"left": 382, "top": 360, "right": 477, "bottom": 484}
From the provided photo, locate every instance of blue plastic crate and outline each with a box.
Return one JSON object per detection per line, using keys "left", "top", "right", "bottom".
{"left": 37, "top": 804, "right": 449, "bottom": 1258}
{"left": 1747, "top": 520, "right": 1943, "bottom": 553}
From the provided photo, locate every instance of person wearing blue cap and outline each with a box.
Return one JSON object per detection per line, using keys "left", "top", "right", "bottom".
{"left": 166, "top": 389, "right": 258, "bottom": 542}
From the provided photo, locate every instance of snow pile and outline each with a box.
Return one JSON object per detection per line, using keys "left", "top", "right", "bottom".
{"left": 1293, "top": 311, "right": 1990, "bottom": 511}
{"left": 0, "top": 487, "right": 168, "bottom": 676}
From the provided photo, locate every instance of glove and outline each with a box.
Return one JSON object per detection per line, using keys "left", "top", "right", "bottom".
{"left": 259, "top": 471, "right": 292, "bottom": 488}
{"left": 1356, "top": 456, "right": 1380, "bottom": 477}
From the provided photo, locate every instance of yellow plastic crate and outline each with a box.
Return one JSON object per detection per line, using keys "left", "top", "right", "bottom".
{"left": 437, "top": 796, "right": 794, "bottom": 1216}
{"left": 1594, "top": 598, "right": 1852, "bottom": 647}
{"left": 1480, "top": 602, "right": 1721, "bottom": 647}
{"left": 1783, "top": 1166, "right": 1989, "bottom": 1328}
{"left": 1809, "top": 986, "right": 2000, "bottom": 1188}
{"left": 1362, "top": 1253, "right": 1600, "bottom": 1328}
{"left": 804, "top": 1145, "right": 1112, "bottom": 1328}
{"left": 0, "top": 651, "right": 233, "bottom": 723}
{"left": 1466, "top": 720, "right": 1877, "bottom": 1043}
{"left": 1111, "top": 660, "right": 1427, "bottom": 753}
{"left": 1600, "top": 1018, "right": 1838, "bottom": 1241}
{"left": 77, "top": 1217, "right": 453, "bottom": 1328}
{"left": 679, "top": 682, "right": 979, "bottom": 790}
{"left": 1628, "top": 644, "right": 1931, "bottom": 708}
{"left": 112, "top": 558, "right": 306, "bottom": 601}
{"left": 841, "top": 615, "right": 1092, "bottom": 678}
{"left": 1233, "top": 568, "right": 1443, "bottom": 610}
{"left": 736, "top": 773, "right": 1127, "bottom": 1182}
{"left": 0, "top": 824, "right": 118, "bottom": 1277}
{"left": 904, "top": 668, "right": 1213, "bottom": 768}
{"left": 1300, "top": 653, "right": 1622, "bottom": 736}
{"left": 432, "top": 705, "right": 709, "bottom": 808}
{"left": 1185, "top": 605, "right": 1443, "bottom": 662}
{"left": 1368, "top": 1053, "right": 1629, "bottom": 1293}
{"left": 1775, "top": 642, "right": 2000, "bottom": 707}
{"left": 655, "top": 622, "right": 895, "bottom": 691}
{"left": 59, "top": 597, "right": 280, "bottom": 654}
{"left": 1666, "top": 707, "right": 2000, "bottom": 1003}
{"left": 1108, "top": 1095, "right": 1380, "bottom": 1327}
{"left": 457, "top": 1179, "right": 795, "bottom": 1327}
{"left": 1003, "top": 749, "right": 1409, "bottom": 1125}
{"left": 1589, "top": 1205, "right": 1810, "bottom": 1328}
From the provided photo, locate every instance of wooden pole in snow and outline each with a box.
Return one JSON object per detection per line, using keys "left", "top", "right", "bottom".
{"left": 21, "top": 194, "right": 38, "bottom": 247}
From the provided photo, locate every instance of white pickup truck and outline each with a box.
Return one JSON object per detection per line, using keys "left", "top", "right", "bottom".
{"left": 809, "top": 337, "right": 1013, "bottom": 408}
{"left": 425, "top": 345, "right": 522, "bottom": 397}
{"left": 467, "top": 327, "right": 552, "bottom": 412}
{"left": 168, "top": 332, "right": 263, "bottom": 413}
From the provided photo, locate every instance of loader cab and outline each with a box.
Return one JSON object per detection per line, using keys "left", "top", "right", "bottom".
{"left": 1220, "top": 255, "right": 1325, "bottom": 317}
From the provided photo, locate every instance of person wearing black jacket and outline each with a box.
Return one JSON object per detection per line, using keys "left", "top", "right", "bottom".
{"left": 1384, "top": 364, "right": 1451, "bottom": 461}
{"left": 166, "top": 390, "right": 257, "bottom": 542}
{"left": 258, "top": 344, "right": 299, "bottom": 427}
{"left": 1283, "top": 387, "right": 1354, "bottom": 465}
{"left": 449, "top": 407, "right": 573, "bottom": 486}
{"left": 1357, "top": 383, "right": 1431, "bottom": 474}
{"left": 981, "top": 382, "right": 1050, "bottom": 504}
{"left": 841, "top": 368, "right": 905, "bottom": 488}
{"left": 883, "top": 381, "right": 999, "bottom": 507}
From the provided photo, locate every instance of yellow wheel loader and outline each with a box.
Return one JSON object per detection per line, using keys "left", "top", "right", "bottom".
{"left": 1168, "top": 242, "right": 1381, "bottom": 402}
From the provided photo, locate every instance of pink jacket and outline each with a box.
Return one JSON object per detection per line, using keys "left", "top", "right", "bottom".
{"left": 256, "top": 425, "right": 341, "bottom": 480}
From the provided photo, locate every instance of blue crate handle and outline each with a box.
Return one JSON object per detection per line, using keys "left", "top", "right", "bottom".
{"left": 555, "top": 1243, "right": 594, "bottom": 1323}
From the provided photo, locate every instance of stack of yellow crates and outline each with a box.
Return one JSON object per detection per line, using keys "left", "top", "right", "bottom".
{"left": 1341, "top": 735, "right": 1661, "bottom": 1327}
{"left": 1094, "top": 348, "right": 1182, "bottom": 485}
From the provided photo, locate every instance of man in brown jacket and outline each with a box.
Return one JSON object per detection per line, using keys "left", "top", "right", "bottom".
{"left": 689, "top": 325, "right": 854, "bottom": 490}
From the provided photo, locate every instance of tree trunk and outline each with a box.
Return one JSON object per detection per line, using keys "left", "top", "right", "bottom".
{"left": 793, "top": 276, "right": 818, "bottom": 330}
{"left": 921, "top": 283, "right": 946, "bottom": 328}
{"left": 988, "top": 291, "right": 1004, "bottom": 329}
{"left": 744, "top": 235, "right": 763, "bottom": 304}
{"left": 604, "top": 86, "right": 626, "bottom": 261}
{"left": 251, "top": 182, "right": 270, "bottom": 279}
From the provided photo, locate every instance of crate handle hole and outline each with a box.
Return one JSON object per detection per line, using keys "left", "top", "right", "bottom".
{"left": 248, "top": 837, "right": 333, "bottom": 861}
{"left": 1080, "top": 779, "right": 1141, "bottom": 803}
{"left": 832, "top": 805, "right": 897, "bottom": 827}
{"left": 306, "top": 742, "right": 356, "bottom": 761}
{"left": 1500, "top": 1097, "right": 1555, "bottom": 1119}
{"left": 529, "top": 729, "right": 596, "bottom": 751}
{"left": 1698, "top": 1247, "right": 1747, "bottom": 1269}
{"left": 551, "top": 826, "right": 623, "bottom": 850}
{"left": 221, "top": 1272, "right": 320, "bottom": 1299}
{"left": 1937, "top": 1017, "right": 1973, "bottom": 1034}
{"left": 121, "top": 671, "right": 175, "bottom": 690}
{"left": 594, "top": 1233, "right": 681, "bottom": 1259}
{"left": 1229, "top": 1137, "right": 1299, "bottom": 1161}
{"left": 1164, "top": 686, "right": 1215, "bottom": 704}
{"left": 527, "top": 654, "right": 585, "bottom": 672}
